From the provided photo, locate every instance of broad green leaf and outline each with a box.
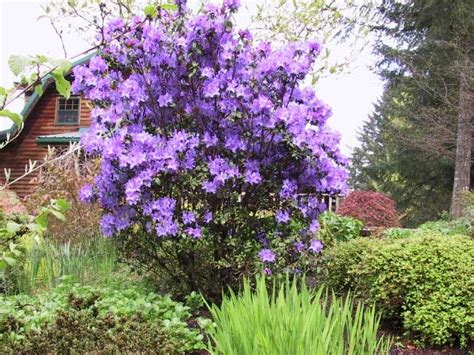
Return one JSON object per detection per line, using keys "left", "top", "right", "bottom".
{"left": 0, "top": 87, "right": 6, "bottom": 96}
{"left": 161, "top": 3, "right": 178, "bottom": 11}
{"left": 144, "top": 4, "right": 158, "bottom": 18}
{"left": 48, "top": 58, "right": 72, "bottom": 70}
{"left": 36, "top": 55, "right": 48, "bottom": 64}
{"left": 35, "top": 214, "right": 49, "bottom": 230}
{"left": 51, "top": 67, "right": 71, "bottom": 99}
{"left": 8, "top": 55, "right": 33, "bottom": 76}
{"left": 35, "top": 85, "right": 44, "bottom": 96}
{"left": 50, "top": 210, "right": 66, "bottom": 221}
{"left": 0, "top": 110, "right": 24, "bottom": 128}
{"left": 55, "top": 198, "right": 70, "bottom": 213}
{"left": 6, "top": 221, "right": 20, "bottom": 234}
{"left": 3, "top": 256, "right": 16, "bottom": 266}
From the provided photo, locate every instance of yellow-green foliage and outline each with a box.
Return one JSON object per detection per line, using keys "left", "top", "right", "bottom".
{"left": 206, "top": 276, "right": 392, "bottom": 355}
{"left": 326, "top": 234, "right": 474, "bottom": 347}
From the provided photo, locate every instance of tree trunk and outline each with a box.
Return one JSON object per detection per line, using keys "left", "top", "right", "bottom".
{"left": 450, "top": 57, "right": 472, "bottom": 219}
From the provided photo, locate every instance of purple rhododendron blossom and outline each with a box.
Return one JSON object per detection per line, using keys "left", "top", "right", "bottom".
{"left": 203, "top": 211, "right": 213, "bottom": 223}
{"left": 182, "top": 211, "right": 196, "bottom": 224}
{"left": 309, "top": 219, "right": 320, "bottom": 233}
{"left": 185, "top": 226, "right": 202, "bottom": 239}
{"left": 275, "top": 210, "right": 290, "bottom": 224}
{"left": 244, "top": 169, "right": 262, "bottom": 185}
{"left": 294, "top": 241, "right": 305, "bottom": 253}
{"left": 73, "top": 0, "right": 347, "bottom": 243}
{"left": 309, "top": 239, "right": 324, "bottom": 253}
{"left": 259, "top": 248, "right": 276, "bottom": 263}
{"left": 79, "top": 184, "right": 94, "bottom": 203}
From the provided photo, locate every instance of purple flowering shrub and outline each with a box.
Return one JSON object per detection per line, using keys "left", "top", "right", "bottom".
{"left": 73, "top": 1, "right": 347, "bottom": 298}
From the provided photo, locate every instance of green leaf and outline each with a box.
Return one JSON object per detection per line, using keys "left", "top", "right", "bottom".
{"left": 6, "top": 221, "right": 20, "bottom": 235}
{"left": 0, "top": 87, "right": 6, "bottom": 96}
{"left": 50, "top": 210, "right": 66, "bottom": 221}
{"left": 161, "top": 3, "right": 178, "bottom": 11}
{"left": 144, "top": 4, "right": 158, "bottom": 18}
{"left": 51, "top": 67, "right": 71, "bottom": 99}
{"left": 35, "top": 214, "right": 49, "bottom": 230}
{"left": 54, "top": 199, "right": 70, "bottom": 213}
{"left": 0, "top": 110, "right": 24, "bottom": 128}
{"left": 35, "top": 85, "right": 44, "bottom": 96}
{"left": 48, "top": 58, "right": 72, "bottom": 70}
{"left": 3, "top": 256, "right": 17, "bottom": 266}
{"left": 8, "top": 55, "right": 33, "bottom": 76}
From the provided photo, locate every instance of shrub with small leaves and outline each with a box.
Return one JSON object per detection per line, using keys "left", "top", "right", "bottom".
{"left": 326, "top": 234, "right": 474, "bottom": 347}
{"left": 337, "top": 190, "right": 400, "bottom": 228}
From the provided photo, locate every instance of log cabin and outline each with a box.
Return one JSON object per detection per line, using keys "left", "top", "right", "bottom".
{"left": 0, "top": 56, "right": 92, "bottom": 198}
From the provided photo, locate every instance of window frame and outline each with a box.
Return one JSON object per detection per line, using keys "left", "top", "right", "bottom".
{"left": 55, "top": 96, "right": 81, "bottom": 126}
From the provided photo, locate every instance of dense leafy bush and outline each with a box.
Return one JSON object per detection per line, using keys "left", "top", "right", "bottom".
{"left": 0, "top": 282, "right": 206, "bottom": 353}
{"left": 206, "top": 276, "right": 392, "bottom": 354}
{"left": 338, "top": 190, "right": 400, "bottom": 227}
{"left": 326, "top": 234, "right": 474, "bottom": 347}
{"left": 74, "top": 1, "right": 347, "bottom": 297}
{"left": 318, "top": 211, "right": 363, "bottom": 246}
{"left": 27, "top": 149, "right": 101, "bottom": 242}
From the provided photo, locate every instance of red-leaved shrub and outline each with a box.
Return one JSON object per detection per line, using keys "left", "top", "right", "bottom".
{"left": 337, "top": 191, "right": 400, "bottom": 228}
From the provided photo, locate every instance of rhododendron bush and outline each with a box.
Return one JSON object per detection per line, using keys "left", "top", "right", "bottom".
{"left": 73, "top": 0, "right": 347, "bottom": 297}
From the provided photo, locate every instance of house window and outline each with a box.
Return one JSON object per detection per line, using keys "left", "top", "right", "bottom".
{"left": 56, "top": 97, "right": 80, "bottom": 125}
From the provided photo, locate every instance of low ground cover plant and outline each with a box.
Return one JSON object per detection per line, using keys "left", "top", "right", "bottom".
{"left": 338, "top": 191, "right": 400, "bottom": 228}
{"left": 206, "top": 276, "right": 392, "bottom": 354}
{"left": 326, "top": 234, "right": 474, "bottom": 347}
{"left": 0, "top": 282, "right": 206, "bottom": 353}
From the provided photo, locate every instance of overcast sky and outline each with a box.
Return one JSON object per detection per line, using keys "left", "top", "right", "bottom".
{"left": 0, "top": 0, "right": 384, "bottom": 155}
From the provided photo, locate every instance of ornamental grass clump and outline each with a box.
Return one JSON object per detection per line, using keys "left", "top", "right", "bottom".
{"left": 73, "top": 0, "right": 347, "bottom": 297}
{"left": 206, "top": 276, "right": 392, "bottom": 355}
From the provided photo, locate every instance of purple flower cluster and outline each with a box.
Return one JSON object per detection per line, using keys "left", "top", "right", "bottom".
{"left": 73, "top": 1, "right": 347, "bottom": 240}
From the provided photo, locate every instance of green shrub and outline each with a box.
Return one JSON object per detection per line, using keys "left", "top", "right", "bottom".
{"left": 206, "top": 276, "right": 392, "bottom": 354}
{"left": 318, "top": 211, "right": 363, "bottom": 246}
{"left": 0, "top": 282, "right": 206, "bottom": 353}
{"left": 326, "top": 234, "right": 474, "bottom": 347}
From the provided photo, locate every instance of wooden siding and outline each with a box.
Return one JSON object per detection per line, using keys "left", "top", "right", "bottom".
{"left": 0, "top": 87, "right": 91, "bottom": 198}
